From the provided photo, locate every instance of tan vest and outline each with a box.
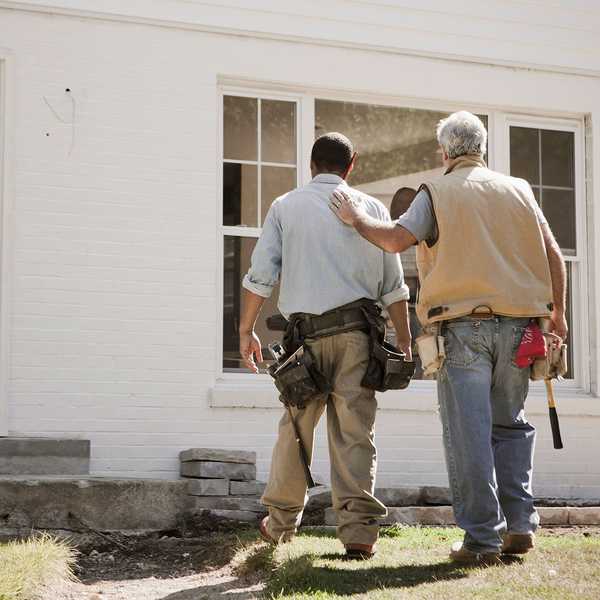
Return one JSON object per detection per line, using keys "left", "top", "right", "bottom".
{"left": 416, "top": 155, "right": 553, "bottom": 326}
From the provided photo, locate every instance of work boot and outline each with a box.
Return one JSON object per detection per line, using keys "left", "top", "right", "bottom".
{"left": 259, "top": 516, "right": 294, "bottom": 545}
{"left": 501, "top": 533, "right": 535, "bottom": 555}
{"left": 449, "top": 542, "right": 501, "bottom": 565}
{"left": 259, "top": 516, "right": 276, "bottom": 544}
{"left": 345, "top": 543, "right": 376, "bottom": 560}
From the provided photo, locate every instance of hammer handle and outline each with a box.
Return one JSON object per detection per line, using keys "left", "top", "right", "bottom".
{"left": 545, "top": 379, "right": 564, "bottom": 450}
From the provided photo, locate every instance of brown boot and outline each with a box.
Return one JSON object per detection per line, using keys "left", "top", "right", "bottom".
{"left": 259, "top": 516, "right": 276, "bottom": 544}
{"left": 345, "top": 543, "right": 376, "bottom": 560}
{"left": 501, "top": 533, "right": 535, "bottom": 555}
{"left": 449, "top": 542, "right": 501, "bottom": 565}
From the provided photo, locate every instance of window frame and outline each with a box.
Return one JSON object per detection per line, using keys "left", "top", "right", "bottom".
{"left": 217, "top": 87, "right": 304, "bottom": 381}
{"left": 215, "top": 85, "right": 589, "bottom": 397}
{"left": 501, "top": 114, "right": 588, "bottom": 393}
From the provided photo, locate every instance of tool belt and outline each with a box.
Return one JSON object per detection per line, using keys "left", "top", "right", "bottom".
{"left": 268, "top": 299, "right": 414, "bottom": 407}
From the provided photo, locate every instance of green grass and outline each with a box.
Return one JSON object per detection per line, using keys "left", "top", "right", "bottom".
{"left": 0, "top": 534, "right": 77, "bottom": 600}
{"left": 233, "top": 526, "right": 600, "bottom": 600}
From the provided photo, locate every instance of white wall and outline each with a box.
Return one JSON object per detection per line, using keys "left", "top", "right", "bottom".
{"left": 1, "top": 4, "right": 600, "bottom": 498}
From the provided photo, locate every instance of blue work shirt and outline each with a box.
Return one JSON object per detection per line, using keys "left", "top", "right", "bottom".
{"left": 243, "top": 174, "right": 410, "bottom": 318}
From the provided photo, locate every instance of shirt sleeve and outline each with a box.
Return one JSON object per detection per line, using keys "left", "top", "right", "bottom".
{"left": 242, "top": 203, "right": 282, "bottom": 298}
{"left": 378, "top": 207, "right": 411, "bottom": 307}
{"left": 395, "top": 188, "right": 437, "bottom": 243}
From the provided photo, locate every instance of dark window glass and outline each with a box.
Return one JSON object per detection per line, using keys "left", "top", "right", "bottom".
{"left": 222, "top": 236, "right": 281, "bottom": 372}
{"left": 223, "top": 96, "right": 257, "bottom": 161}
{"left": 222, "top": 163, "right": 258, "bottom": 227}
{"left": 261, "top": 166, "right": 297, "bottom": 223}
{"left": 541, "top": 129, "right": 574, "bottom": 188}
{"left": 542, "top": 188, "right": 576, "bottom": 253}
{"left": 509, "top": 127, "right": 540, "bottom": 185}
{"left": 262, "top": 100, "right": 297, "bottom": 164}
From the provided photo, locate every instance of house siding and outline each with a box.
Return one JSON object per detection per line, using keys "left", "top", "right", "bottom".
{"left": 0, "top": 5, "right": 599, "bottom": 498}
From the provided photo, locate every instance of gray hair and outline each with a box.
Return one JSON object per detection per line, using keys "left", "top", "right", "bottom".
{"left": 436, "top": 111, "right": 487, "bottom": 159}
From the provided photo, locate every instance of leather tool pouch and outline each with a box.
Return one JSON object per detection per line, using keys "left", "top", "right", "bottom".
{"left": 360, "top": 304, "right": 415, "bottom": 391}
{"left": 529, "top": 317, "right": 568, "bottom": 380}
{"left": 268, "top": 345, "right": 331, "bottom": 409}
{"left": 415, "top": 326, "right": 446, "bottom": 377}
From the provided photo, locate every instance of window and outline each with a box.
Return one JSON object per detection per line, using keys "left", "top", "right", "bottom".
{"left": 219, "top": 89, "right": 585, "bottom": 389}
{"left": 509, "top": 125, "right": 580, "bottom": 378}
{"left": 315, "top": 99, "right": 488, "bottom": 379}
{"left": 221, "top": 94, "right": 299, "bottom": 372}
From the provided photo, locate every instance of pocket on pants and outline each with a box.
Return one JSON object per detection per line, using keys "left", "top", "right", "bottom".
{"left": 443, "top": 322, "right": 480, "bottom": 368}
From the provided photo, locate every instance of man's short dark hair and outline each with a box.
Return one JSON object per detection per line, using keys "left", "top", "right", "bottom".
{"left": 311, "top": 132, "right": 353, "bottom": 174}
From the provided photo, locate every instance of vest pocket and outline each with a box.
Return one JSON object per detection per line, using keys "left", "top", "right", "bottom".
{"left": 443, "top": 322, "right": 481, "bottom": 368}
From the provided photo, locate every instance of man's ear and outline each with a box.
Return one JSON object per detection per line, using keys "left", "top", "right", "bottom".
{"left": 343, "top": 152, "right": 357, "bottom": 180}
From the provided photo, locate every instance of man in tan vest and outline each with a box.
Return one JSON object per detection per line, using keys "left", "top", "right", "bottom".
{"left": 329, "top": 111, "right": 567, "bottom": 564}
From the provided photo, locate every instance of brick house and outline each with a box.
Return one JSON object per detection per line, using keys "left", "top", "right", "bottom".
{"left": 0, "top": 1, "right": 598, "bottom": 499}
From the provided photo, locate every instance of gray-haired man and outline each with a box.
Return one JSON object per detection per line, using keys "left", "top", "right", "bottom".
{"left": 330, "top": 111, "right": 567, "bottom": 564}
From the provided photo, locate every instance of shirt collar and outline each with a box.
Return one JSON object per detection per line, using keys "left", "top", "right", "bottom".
{"left": 312, "top": 173, "right": 346, "bottom": 185}
{"left": 445, "top": 154, "right": 487, "bottom": 175}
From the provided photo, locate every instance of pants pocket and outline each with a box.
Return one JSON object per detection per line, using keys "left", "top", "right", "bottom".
{"left": 443, "top": 323, "right": 480, "bottom": 368}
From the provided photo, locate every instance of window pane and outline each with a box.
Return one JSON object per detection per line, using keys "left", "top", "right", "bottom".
{"left": 315, "top": 100, "right": 447, "bottom": 203}
{"left": 223, "top": 163, "right": 258, "bottom": 227}
{"left": 262, "top": 100, "right": 297, "bottom": 164}
{"left": 223, "top": 96, "right": 257, "bottom": 161}
{"left": 510, "top": 127, "right": 540, "bottom": 185}
{"left": 223, "top": 236, "right": 281, "bottom": 372}
{"left": 541, "top": 188, "right": 576, "bottom": 253}
{"left": 261, "top": 166, "right": 297, "bottom": 224}
{"left": 315, "top": 99, "right": 463, "bottom": 380}
{"left": 541, "top": 130, "right": 574, "bottom": 188}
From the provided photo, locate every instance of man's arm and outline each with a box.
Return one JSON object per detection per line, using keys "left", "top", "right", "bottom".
{"left": 239, "top": 290, "right": 266, "bottom": 373}
{"left": 239, "top": 203, "right": 283, "bottom": 372}
{"left": 541, "top": 222, "right": 568, "bottom": 340}
{"left": 330, "top": 190, "right": 417, "bottom": 253}
{"left": 387, "top": 300, "right": 412, "bottom": 360}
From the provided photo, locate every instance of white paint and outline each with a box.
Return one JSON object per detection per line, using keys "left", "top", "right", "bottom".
{"left": 0, "top": 5, "right": 598, "bottom": 498}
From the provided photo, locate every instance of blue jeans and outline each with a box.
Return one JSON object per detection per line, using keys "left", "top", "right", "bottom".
{"left": 437, "top": 316, "right": 539, "bottom": 553}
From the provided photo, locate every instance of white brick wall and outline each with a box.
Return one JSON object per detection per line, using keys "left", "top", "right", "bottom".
{"left": 1, "top": 6, "right": 600, "bottom": 498}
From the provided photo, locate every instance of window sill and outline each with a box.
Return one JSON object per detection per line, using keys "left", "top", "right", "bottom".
{"left": 209, "top": 379, "right": 600, "bottom": 416}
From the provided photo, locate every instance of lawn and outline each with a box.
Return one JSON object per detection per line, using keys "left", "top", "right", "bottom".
{"left": 233, "top": 526, "right": 600, "bottom": 600}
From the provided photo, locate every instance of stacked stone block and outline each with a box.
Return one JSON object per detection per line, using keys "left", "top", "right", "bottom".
{"left": 179, "top": 448, "right": 266, "bottom": 522}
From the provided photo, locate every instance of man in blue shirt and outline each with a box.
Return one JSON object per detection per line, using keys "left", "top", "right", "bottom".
{"left": 239, "top": 133, "right": 411, "bottom": 558}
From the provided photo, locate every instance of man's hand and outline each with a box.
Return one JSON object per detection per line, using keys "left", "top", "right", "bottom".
{"left": 239, "top": 330, "right": 263, "bottom": 373}
{"left": 550, "top": 309, "right": 568, "bottom": 341}
{"left": 396, "top": 332, "right": 413, "bottom": 361}
{"left": 329, "top": 190, "right": 365, "bottom": 227}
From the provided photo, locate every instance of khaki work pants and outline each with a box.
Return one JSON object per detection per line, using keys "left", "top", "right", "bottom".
{"left": 261, "top": 330, "right": 387, "bottom": 546}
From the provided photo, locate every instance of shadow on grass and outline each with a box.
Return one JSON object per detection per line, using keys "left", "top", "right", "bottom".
{"left": 265, "top": 554, "right": 471, "bottom": 596}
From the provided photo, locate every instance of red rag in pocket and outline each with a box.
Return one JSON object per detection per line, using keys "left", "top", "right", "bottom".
{"left": 514, "top": 321, "right": 546, "bottom": 368}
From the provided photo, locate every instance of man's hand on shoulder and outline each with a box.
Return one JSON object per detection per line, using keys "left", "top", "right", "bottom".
{"left": 239, "top": 329, "right": 263, "bottom": 373}
{"left": 329, "top": 190, "right": 366, "bottom": 227}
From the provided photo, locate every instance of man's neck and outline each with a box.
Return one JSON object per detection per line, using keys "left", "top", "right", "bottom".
{"left": 313, "top": 170, "right": 344, "bottom": 179}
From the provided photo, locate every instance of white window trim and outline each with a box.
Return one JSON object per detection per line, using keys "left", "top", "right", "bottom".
{"left": 216, "top": 86, "right": 304, "bottom": 382}
{"left": 0, "top": 48, "right": 14, "bottom": 435}
{"left": 213, "top": 84, "right": 592, "bottom": 409}
{"left": 500, "top": 115, "right": 588, "bottom": 394}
